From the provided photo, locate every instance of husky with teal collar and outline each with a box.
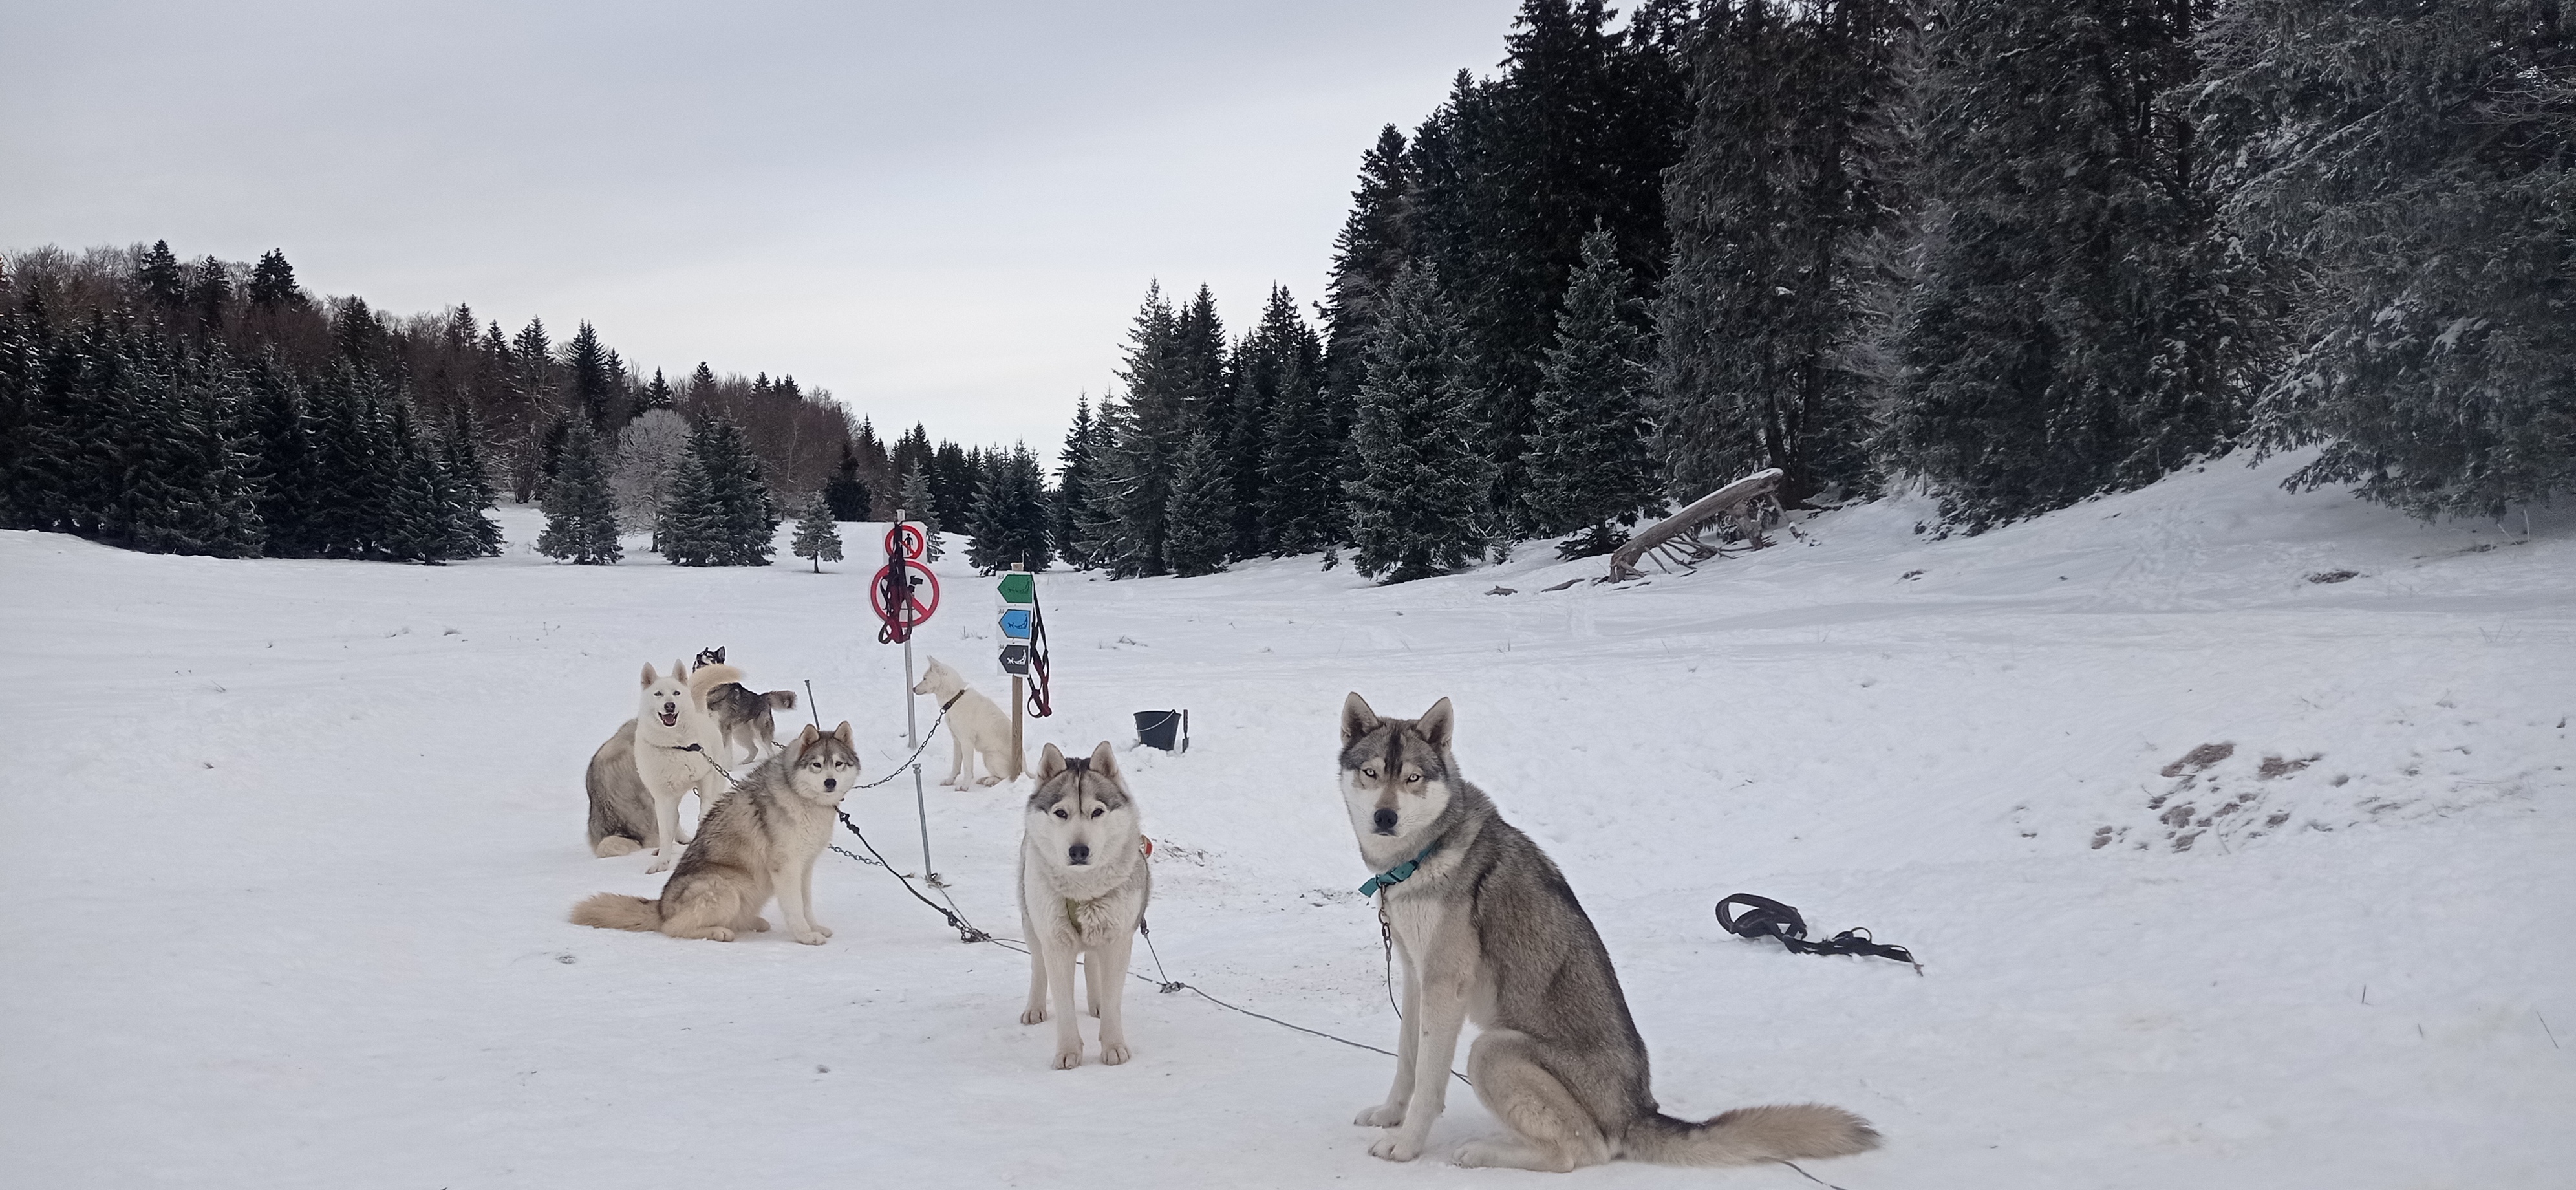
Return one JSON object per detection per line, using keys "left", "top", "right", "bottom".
{"left": 1338, "top": 693, "right": 1880, "bottom": 1172}
{"left": 1017, "top": 741, "right": 1151, "bottom": 1070}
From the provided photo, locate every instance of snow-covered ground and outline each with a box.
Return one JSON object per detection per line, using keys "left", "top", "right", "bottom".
{"left": 4, "top": 449, "right": 2570, "bottom": 1189}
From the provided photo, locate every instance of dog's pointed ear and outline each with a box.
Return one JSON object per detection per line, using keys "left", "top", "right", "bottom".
{"left": 641, "top": 663, "right": 659, "bottom": 687}
{"left": 674, "top": 659, "right": 689, "bottom": 683}
{"left": 1088, "top": 740, "right": 1119, "bottom": 779}
{"left": 832, "top": 721, "right": 853, "bottom": 746}
{"left": 1341, "top": 692, "right": 1379, "bottom": 745}
{"left": 796, "top": 723, "right": 821, "bottom": 752}
{"left": 1038, "top": 742, "right": 1066, "bottom": 779}
{"left": 1417, "top": 697, "right": 1455, "bottom": 750}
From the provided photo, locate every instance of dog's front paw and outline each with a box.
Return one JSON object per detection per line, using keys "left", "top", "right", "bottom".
{"left": 1052, "top": 1047, "right": 1083, "bottom": 1070}
{"left": 1020, "top": 1006, "right": 1049, "bottom": 1025}
{"left": 750, "top": 917, "right": 770, "bottom": 932}
{"left": 706, "top": 927, "right": 735, "bottom": 942}
{"left": 813, "top": 924, "right": 832, "bottom": 938}
{"left": 1355, "top": 1103, "right": 1406, "bottom": 1128}
{"left": 1368, "top": 1134, "right": 1423, "bottom": 1162}
{"left": 645, "top": 855, "right": 674, "bottom": 874}
{"left": 976, "top": 775, "right": 1002, "bottom": 786}
{"left": 794, "top": 929, "right": 828, "bottom": 946}
{"left": 1099, "top": 1041, "right": 1131, "bottom": 1065}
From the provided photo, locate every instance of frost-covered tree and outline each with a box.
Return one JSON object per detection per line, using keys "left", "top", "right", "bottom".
{"left": 537, "top": 420, "right": 621, "bottom": 563}
{"left": 2196, "top": 0, "right": 2576, "bottom": 518}
{"left": 656, "top": 417, "right": 774, "bottom": 566}
{"left": 1163, "top": 431, "right": 1233, "bottom": 577}
{"left": 791, "top": 495, "right": 843, "bottom": 572}
{"left": 612, "top": 407, "right": 692, "bottom": 546}
{"left": 1346, "top": 268, "right": 1494, "bottom": 583}
{"left": 1260, "top": 350, "right": 1339, "bottom": 557}
{"left": 1530, "top": 228, "right": 1658, "bottom": 557}
{"left": 440, "top": 404, "right": 505, "bottom": 559}
{"left": 1053, "top": 396, "right": 1098, "bottom": 567}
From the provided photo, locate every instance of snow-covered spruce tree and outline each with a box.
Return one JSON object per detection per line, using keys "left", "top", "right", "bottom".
{"left": 1086, "top": 284, "right": 1188, "bottom": 577}
{"left": 380, "top": 399, "right": 454, "bottom": 563}
{"left": 1655, "top": 0, "right": 1911, "bottom": 504}
{"left": 1531, "top": 227, "right": 1658, "bottom": 558}
{"left": 1163, "top": 431, "right": 1233, "bottom": 577}
{"left": 2195, "top": 0, "right": 2576, "bottom": 518}
{"left": 243, "top": 362, "right": 318, "bottom": 556}
{"left": 1071, "top": 398, "right": 1137, "bottom": 571}
{"left": 536, "top": 420, "right": 621, "bottom": 563}
{"left": 1346, "top": 267, "right": 1495, "bottom": 583}
{"left": 897, "top": 459, "right": 943, "bottom": 561}
{"left": 1260, "top": 349, "right": 1339, "bottom": 556}
{"left": 655, "top": 451, "right": 720, "bottom": 565}
{"left": 1053, "top": 396, "right": 1097, "bottom": 567}
{"left": 694, "top": 417, "right": 777, "bottom": 565}
{"left": 1880, "top": 0, "right": 2253, "bottom": 531}
{"left": 967, "top": 443, "right": 1053, "bottom": 574}
{"left": 440, "top": 404, "right": 505, "bottom": 558}
{"left": 1230, "top": 285, "right": 1323, "bottom": 559}
{"left": 791, "top": 495, "right": 843, "bottom": 572}
{"left": 0, "top": 290, "right": 35, "bottom": 530}
{"left": 305, "top": 365, "right": 395, "bottom": 557}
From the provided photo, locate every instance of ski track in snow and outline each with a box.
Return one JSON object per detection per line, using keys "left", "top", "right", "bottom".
{"left": 3, "top": 448, "right": 2571, "bottom": 1188}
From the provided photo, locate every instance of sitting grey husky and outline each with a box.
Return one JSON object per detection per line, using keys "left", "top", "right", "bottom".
{"left": 1338, "top": 693, "right": 1880, "bottom": 1171}
{"left": 571, "top": 722, "right": 859, "bottom": 944}
{"left": 1016, "top": 741, "right": 1150, "bottom": 1069}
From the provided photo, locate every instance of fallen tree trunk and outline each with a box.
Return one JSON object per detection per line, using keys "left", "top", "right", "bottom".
{"left": 1604, "top": 467, "right": 1785, "bottom": 583}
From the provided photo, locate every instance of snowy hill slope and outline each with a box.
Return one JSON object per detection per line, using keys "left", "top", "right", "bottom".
{"left": 3, "top": 448, "right": 2569, "bottom": 1189}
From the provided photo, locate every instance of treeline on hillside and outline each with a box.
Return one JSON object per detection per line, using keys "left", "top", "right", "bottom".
{"left": 0, "top": 242, "right": 1025, "bottom": 565}
{"left": 1062, "top": 0, "right": 2572, "bottom": 583}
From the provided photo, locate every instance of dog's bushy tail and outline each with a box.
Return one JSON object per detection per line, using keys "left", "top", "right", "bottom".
{"left": 570, "top": 892, "right": 663, "bottom": 931}
{"left": 762, "top": 689, "right": 797, "bottom": 711}
{"left": 1624, "top": 1104, "right": 1879, "bottom": 1167}
{"left": 686, "top": 663, "right": 744, "bottom": 711}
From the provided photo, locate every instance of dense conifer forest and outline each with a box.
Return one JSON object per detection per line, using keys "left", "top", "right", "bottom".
{"left": 1058, "top": 0, "right": 2571, "bottom": 581}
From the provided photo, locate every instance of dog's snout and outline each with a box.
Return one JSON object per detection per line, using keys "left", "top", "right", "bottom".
{"left": 1372, "top": 808, "right": 1399, "bottom": 834}
{"left": 822, "top": 777, "right": 836, "bottom": 791}
{"left": 1067, "top": 843, "right": 1091, "bottom": 865}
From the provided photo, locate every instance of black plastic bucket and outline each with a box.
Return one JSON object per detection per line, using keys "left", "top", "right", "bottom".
{"left": 1135, "top": 709, "right": 1188, "bottom": 753}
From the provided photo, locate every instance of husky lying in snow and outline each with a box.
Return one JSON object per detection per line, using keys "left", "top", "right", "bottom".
{"left": 586, "top": 660, "right": 740, "bottom": 871}
{"left": 1017, "top": 741, "right": 1150, "bottom": 1068}
{"left": 691, "top": 647, "right": 799, "bottom": 765}
{"left": 911, "top": 654, "right": 1021, "bottom": 787}
{"left": 572, "top": 721, "right": 859, "bottom": 944}
{"left": 1339, "top": 692, "right": 1880, "bottom": 1171}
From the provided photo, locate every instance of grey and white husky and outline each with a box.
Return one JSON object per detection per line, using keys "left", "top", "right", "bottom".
{"left": 1016, "top": 741, "right": 1151, "bottom": 1069}
{"left": 691, "top": 647, "right": 799, "bottom": 765}
{"left": 571, "top": 721, "right": 859, "bottom": 944}
{"left": 1338, "top": 693, "right": 1880, "bottom": 1171}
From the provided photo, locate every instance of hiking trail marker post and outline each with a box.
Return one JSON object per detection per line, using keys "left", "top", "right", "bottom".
{"left": 996, "top": 565, "right": 1040, "bottom": 779}
{"left": 872, "top": 512, "right": 941, "bottom": 885}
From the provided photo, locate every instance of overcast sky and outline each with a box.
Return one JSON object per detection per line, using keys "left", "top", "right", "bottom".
{"left": 0, "top": 0, "right": 1524, "bottom": 448}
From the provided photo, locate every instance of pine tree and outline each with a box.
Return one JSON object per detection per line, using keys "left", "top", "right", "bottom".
{"left": 966, "top": 444, "right": 1055, "bottom": 574}
{"left": 824, "top": 442, "right": 872, "bottom": 521}
{"left": 247, "top": 250, "right": 303, "bottom": 310}
{"left": 537, "top": 420, "right": 621, "bottom": 563}
{"left": 897, "top": 460, "right": 943, "bottom": 561}
{"left": 1656, "top": 0, "right": 1909, "bottom": 504}
{"left": 1086, "top": 285, "right": 1188, "bottom": 577}
{"left": 1346, "top": 268, "right": 1495, "bottom": 582}
{"left": 637, "top": 368, "right": 675, "bottom": 415}
{"left": 1531, "top": 228, "right": 1658, "bottom": 556}
{"left": 791, "top": 495, "right": 844, "bottom": 572}
{"left": 1228, "top": 285, "right": 1323, "bottom": 559}
{"left": 135, "top": 241, "right": 185, "bottom": 310}
{"left": 1882, "top": 0, "right": 2250, "bottom": 530}
{"left": 656, "top": 450, "right": 719, "bottom": 565}
{"left": 1163, "top": 431, "right": 1233, "bottom": 577}
{"left": 187, "top": 256, "right": 231, "bottom": 335}
{"left": 440, "top": 404, "right": 506, "bottom": 557}
{"left": 244, "top": 362, "right": 318, "bottom": 555}
{"left": 2197, "top": 0, "right": 2575, "bottom": 517}
{"left": 306, "top": 366, "right": 394, "bottom": 556}
{"left": 1322, "top": 126, "right": 1419, "bottom": 407}
{"left": 1072, "top": 398, "right": 1138, "bottom": 570}
{"left": 381, "top": 400, "right": 453, "bottom": 563}
{"left": 1261, "top": 350, "right": 1339, "bottom": 556}
{"left": 1053, "top": 396, "right": 1097, "bottom": 567}
{"left": 561, "top": 321, "right": 617, "bottom": 429}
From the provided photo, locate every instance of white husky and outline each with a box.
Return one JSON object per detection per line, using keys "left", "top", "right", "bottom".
{"left": 612, "top": 660, "right": 739, "bottom": 874}
{"left": 1016, "top": 741, "right": 1151, "bottom": 1069}
{"left": 910, "top": 655, "right": 1022, "bottom": 787}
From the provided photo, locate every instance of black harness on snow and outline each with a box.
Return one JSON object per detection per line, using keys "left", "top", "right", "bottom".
{"left": 1716, "top": 892, "right": 1921, "bottom": 974}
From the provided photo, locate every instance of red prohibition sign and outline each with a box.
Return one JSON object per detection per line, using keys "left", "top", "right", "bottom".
{"left": 883, "top": 523, "right": 927, "bottom": 561}
{"left": 869, "top": 559, "right": 941, "bottom": 631}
